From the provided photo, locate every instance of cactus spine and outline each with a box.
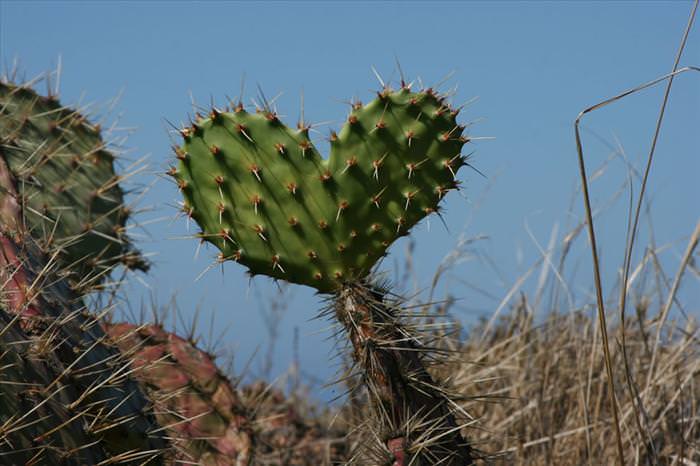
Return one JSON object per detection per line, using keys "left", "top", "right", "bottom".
{"left": 104, "top": 321, "right": 349, "bottom": 466}
{"left": 0, "top": 76, "right": 166, "bottom": 462}
{"left": 0, "top": 80, "right": 147, "bottom": 291}
{"left": 174, "top": 79, "right": 474, "bottom": 464}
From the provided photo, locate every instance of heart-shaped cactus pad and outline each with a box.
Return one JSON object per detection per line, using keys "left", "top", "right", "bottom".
{"left": 173, "top": 86, "right": 470, "bottom": 292}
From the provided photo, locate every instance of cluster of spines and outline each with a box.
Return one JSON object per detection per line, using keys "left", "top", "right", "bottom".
{"left": 0, "top": 79, "right": 147, "bottom": 291}
{"left": 172, "top": 82, "right": 470, "bottom": 292}
{"left": 0, "top": 237, "right": 168, "bottom": 463}
{"left": 104, "top": 320, "right": 350, "bottom": 466}
{"left": 329, "top": 281, "right": 475, "bottom": 466}
{"left": 0, "top": 78, "right": 166, "bottom": 462}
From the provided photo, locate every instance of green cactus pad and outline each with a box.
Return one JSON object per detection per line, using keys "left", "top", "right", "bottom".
{"left": 0, "top": 81, "right": 146, "bottom": 287}
{"left": 175, "top": 86, "right": 469, "bottom": 292}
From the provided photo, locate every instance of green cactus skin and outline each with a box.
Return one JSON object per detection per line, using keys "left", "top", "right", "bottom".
{"left": 174, "top": 86, "right": 468, "bottom": 292}
{"left": 0, "top": 80, "right": 147, "bottom": 290}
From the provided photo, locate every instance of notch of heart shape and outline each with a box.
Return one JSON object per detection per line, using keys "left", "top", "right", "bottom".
{"left": 172, "top": 86, "right": 470, "bottom": 292}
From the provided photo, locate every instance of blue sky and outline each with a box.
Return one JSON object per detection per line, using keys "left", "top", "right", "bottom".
{"left": 2, "top": 1, "right": 698, "bottom": 402}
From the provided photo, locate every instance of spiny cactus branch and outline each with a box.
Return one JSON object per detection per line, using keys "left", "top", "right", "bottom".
{"left": 334, "top": 282, "right": 473, "bottom": 465}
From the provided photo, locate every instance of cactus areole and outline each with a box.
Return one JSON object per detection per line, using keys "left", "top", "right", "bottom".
{"left": 174, "top": 86, "right": 469, "bottom": 292}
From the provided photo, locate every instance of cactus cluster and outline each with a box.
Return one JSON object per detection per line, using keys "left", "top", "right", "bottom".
{"left": 0, "top": 76, "right": 346, "bottom": 465}
{"left": 174, "top": 81, "right": 476, "bottom": 465}
{"left": 1, "top": 70, "right": 477, "bottom": 465}
{"left": 0, "top": 81, "right": 146, "bottom": 290}
{"left": 173, "top": 86, "right": 468, "bottom": 292}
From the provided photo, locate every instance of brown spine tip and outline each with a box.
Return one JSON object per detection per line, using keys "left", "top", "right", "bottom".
{"left": 406, "top": 162, "right": 417, "bottom": 178}
{"left": 396, "top": 216, "right": 406, "bottom": 232}
{"left": 274, "top": 142, "right": 287, "bottom": 154}
{"left": 341, "top": 158, "right": 355, "bottom": 175}
{"left": 287, "top": 182, "right": 298, "bottom": 195}
{"left": 319, "top": 170, "right": 332, "bottom": 183}
{"left": 166, "top": 166, "right": 178, "bottom": 177}
{"left": 252, "top": 224, "right": 266, "bottom": 240}
{"left": 173, "top": 146, "right": 188, "bottom": 160}
{"left": 265, "top": 111, "right": 278, "bottom": 122}
{"left": 250, "top": 194, "right": 262, "bottom": 214}
{"left": 375, "top": 119, "right": 386, "bottom": 129}
{"left": 336, "top": 200, "right": 349, "bottom": 220}
{"left": 177, "top": 179, "right": 188, "bottom": 191}
{"left": 271, "top": 254, "right": 284, "bottom": 272}
{"left": 298, "top": 140, "right": 311, "bottom": 155}
{"left": 249, "top": 164, "right": 262, "bottom": 181}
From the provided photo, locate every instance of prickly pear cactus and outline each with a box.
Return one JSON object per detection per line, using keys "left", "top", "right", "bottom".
{"left": 104, "top": 321, "right": 255, "bottom": 466}
{"left": 0, "top": 80, "right": 147, "bottom": 289}
{"left": 105, "top": 321, "right": 349, "bottom": 466}
{"left": 0, "top": 129, "right": 166, "bottom": 462}
{"left": 174, "top": 79, "right": 476, "bottom": 465}
{"left": 0, "top": 309, "right": 110, "bottom": 465}
{"left": 173, "top": 86, "right": 467, "bottom": 291}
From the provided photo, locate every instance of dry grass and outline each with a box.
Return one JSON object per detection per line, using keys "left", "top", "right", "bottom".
{"left": 455, "top": 296, "right": 699, "bottom": 465}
